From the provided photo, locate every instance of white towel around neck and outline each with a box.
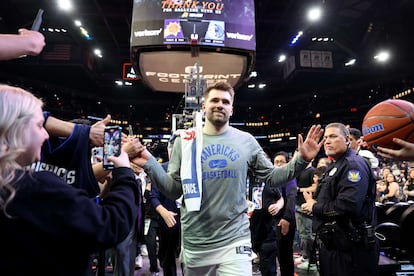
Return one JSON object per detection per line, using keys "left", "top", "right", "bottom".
{"left": 179, "top": 112, "right": 203, "bottom": 211}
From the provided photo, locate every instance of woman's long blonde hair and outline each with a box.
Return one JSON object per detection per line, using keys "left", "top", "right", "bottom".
{"left": 0, "top": 84, "right": 43, "bottom": 217}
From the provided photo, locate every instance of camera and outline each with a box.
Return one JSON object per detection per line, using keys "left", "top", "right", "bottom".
{"left": 103, "top": 126, "right": 122, "bottom": 170}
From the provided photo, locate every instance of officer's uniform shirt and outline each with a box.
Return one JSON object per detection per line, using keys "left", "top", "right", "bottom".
{"left": 312, "top": 148, "right": 375, "bottom": 232}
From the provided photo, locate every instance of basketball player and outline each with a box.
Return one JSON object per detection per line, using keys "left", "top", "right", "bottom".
{"left": 130, "top": 82, "right": 324, "bottom": 275}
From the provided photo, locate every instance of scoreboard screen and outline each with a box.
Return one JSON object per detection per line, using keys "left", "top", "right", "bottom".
{"left": 131, "top": 0, "right": 256, "bottom": 51}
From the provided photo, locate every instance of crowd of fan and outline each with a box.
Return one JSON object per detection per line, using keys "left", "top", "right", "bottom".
{"left": 375, "top": 160, "right": 414, "bottom": 203}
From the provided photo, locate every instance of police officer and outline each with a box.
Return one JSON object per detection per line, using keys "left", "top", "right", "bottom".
{"left": 301, "top": 123, "right": 378, "bottom": 276}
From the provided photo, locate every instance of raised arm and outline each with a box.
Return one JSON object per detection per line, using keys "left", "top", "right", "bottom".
{"left": 44, "top": 115, "right": 75, "bottom": 137}
{"left": 89, "top": 115, "right": 111, "bottom": 146}
{"left": 0, "top": 29, "right": 45, "bottom": 60}
{"left": 297, "top": 124, "right": 324, "bottom": 162}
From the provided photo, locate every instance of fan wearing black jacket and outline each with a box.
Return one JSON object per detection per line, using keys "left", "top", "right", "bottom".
{"left": 0, "top": 84, "right": 140, "bottom": 276}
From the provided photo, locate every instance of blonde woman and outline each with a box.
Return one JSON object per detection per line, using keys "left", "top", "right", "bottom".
{"left": 0, "top": 84, "right": 140, "bottom": 276}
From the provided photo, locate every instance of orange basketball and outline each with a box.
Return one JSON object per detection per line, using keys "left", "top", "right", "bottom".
{"left": 362, "top": 99, "right": 414, "bottom": 149}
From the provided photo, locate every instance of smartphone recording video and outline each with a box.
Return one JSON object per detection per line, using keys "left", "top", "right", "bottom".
{"left": 103, "top": 126, "right": 122, "bottom": 170}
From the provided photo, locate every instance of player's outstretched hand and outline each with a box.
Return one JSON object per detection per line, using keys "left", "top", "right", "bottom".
{"left": 122, "top": 136, "right": 144, "bottom": 160}
{"left": 298, "top": 125, "right": 324, "bottom": 162}
{"left": 130, "top": 140, "right": 153, "bottom": 167}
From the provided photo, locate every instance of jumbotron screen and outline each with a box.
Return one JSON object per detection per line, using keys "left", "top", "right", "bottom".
{"left": 131, "top": 0, "right": 256, "bottom": 51}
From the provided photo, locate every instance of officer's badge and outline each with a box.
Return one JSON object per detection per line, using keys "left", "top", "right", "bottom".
{"left": 329, "top": 167, "right": 337, "bottom": 176}
{"left": 347, "top": 170, "right": 361, "bottom": 182}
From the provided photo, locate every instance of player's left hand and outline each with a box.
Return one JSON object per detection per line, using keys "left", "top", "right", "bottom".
{"left": 298, "top": 125, "right": 324, "bottom": 162}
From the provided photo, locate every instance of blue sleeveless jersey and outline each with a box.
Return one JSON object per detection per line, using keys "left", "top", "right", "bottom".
{"left": 31, "top": 124, "right": 100, "bottom": 197}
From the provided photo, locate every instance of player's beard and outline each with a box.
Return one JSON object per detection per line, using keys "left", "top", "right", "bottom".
{"left": 206, "top": 110, "right": 229, "bottom": 128}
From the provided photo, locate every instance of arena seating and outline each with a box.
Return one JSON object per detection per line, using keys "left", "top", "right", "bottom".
{"left": 385, "top": 202, "right": 411, "bottom": 224}
{"left": 376, "top": 201, "right": 414, "bottom": 275}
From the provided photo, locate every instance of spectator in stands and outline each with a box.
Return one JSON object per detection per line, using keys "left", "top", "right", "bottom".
{"left": 380, "top": 173, "right": 400, "bottom": 203}
{"left": 381, "top": 167, "right": 392, "bottom": 180}
{"left": 376, "top": 180, "right": 387, "bottom": 202}
{"left": 403, "top": 168, "right": 414, "bottom": 201}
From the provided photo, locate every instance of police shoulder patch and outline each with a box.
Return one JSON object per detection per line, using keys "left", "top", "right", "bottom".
{"left": 347, "top": 169, "right": 361, "bottom": 182}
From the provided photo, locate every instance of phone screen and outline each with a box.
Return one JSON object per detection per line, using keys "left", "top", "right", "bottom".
{"left": 103, "top": 126, "right": 122, "bottom": 170}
